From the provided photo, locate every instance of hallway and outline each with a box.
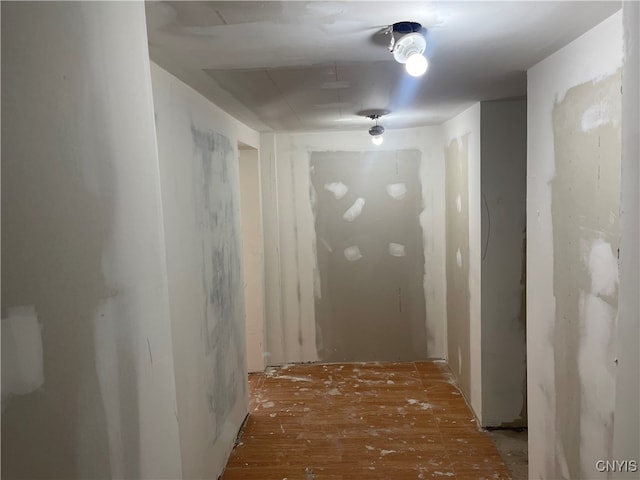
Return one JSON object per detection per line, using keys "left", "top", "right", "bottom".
{"left": 222, "top": 362, "right": 511, "bottom": 479}
{"left": 2, "top": 3, "right": 638, "bottom": 479}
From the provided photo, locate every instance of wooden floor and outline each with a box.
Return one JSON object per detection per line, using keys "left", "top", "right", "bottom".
{"left": 222, "top": 362, "right": 511, "bottom": 480}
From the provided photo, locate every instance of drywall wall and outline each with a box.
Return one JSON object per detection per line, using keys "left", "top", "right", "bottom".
{"left": 262, "top": 127, "right": 447, "bottom": 365}
{"left": 480, "top": 100, "right": 527, "bottom": 427}
{"left": 1, "top": 3, "right": 182, "bottom": 478}
{"left": 613, "top": 2, "right": 640, "bottom": 476}
{"left": 150, "top": 63, "right": 257, "bottom": 479}
{"left": 442, "top": 104, "right": 482, "bottom": 421}
{"left": 311, "top": 150, "right": 428, "bottom": 362}
{"left": 527, "top": 10, "right": 623, "bottom": 480}
{"left": 239, "top": 147, "right": 267, "bottom": 373}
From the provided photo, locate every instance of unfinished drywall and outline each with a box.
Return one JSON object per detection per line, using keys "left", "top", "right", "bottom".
{"left": 613, "top": 2, "right": 640, "bottom": 476}
{"left": 480, "top": 100, "right": 527, "bottom": 427}
{"left": 239, "top": 146, "right": 267, "bottom": 373}
{"left": 1, "top": 3, "right": 182, "bottom": 478}
{"left": 261, "top": 127, "right": 447, "bottom": 365}
{"left": 442, "top": 104, "right": 483, "bottom": 421}
{"left": 527, "top": 10, "right": 623, "bottom": 480}
{"left": 151, "top": 63, "right": 257, "bottom": 479}
{"left": 553, "top": 70, "right": 621, "bottom": 479}
{"left": 444, "top": 136, "right": 472, "bottom": 402}
{"left": 311, "top": 151, "right": 428, "bottom": 362}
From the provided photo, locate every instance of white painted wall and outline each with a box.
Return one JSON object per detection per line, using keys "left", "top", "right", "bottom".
{"left": 442, "top": 104, "right": 483, "bottom": 422}
{"left": 527, "top": 10, "right": 623, "bottom": 480}
{"left": 150, "top": 63, "right": 258, "bottom": 479}
{"left": 480, "top": 100, "right": 527, "bottom": 427}
{"left": 262, "top": 127, "right": 447, "bottom": 365}
{"left": 613, "top": 2, "right": 640, "bottom": 477}
{"left": 1, "top": 3, "right": 182, "bottom": 478}
{"left": 239, "top": 147, "right": 267, "bottom": 373}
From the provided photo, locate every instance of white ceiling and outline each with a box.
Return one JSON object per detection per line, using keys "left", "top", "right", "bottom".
{"left": 146, "top": 1, "right": 620, "bottom": 133}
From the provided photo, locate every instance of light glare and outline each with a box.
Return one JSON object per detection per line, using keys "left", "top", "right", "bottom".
{"left": 406, "top": 54, "right": 428, "bottom": 77}
{"left": 372, "top": 135, "right": 384, "bottom": 146}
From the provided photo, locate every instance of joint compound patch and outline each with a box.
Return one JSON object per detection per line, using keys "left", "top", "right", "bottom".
{"left": 581, "top": 94, "right": 620, "bottom": 132}
{"left": 456, "top": 248, "right": 462, "bottom": 268}
{"left": 389, "top": 243, "right": 406, "bottom": 257}
{"left": 587, "top": 238, "right": 618, "bottom": 296}
{"left": 386, "top": 183, "right": 408, "bottom": 200}
{"left": 2, "top": 306, "right": 44, "bottom": 403}
{"left": 343, "top": 198, "right": 365, "bottom": 222}
{"left": 456, "top": 195, "right": 462, "bottom": 213}
{"left": 344, "top": 246, "right": 363, "bottom": 262}
{"left": 324, "top": 182, "right": 348, "bottom": 200}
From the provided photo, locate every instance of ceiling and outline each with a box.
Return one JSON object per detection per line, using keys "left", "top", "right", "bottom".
{"left": 145, "top": 1, "right": 620, "bottom": 133}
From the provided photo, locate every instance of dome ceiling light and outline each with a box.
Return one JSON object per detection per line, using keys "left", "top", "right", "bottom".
{"left": 386, "top": 21, "right": 429, "bottom": 77}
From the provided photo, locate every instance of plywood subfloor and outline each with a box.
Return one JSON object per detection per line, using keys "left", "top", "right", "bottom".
{"left": 221, "top": 362, "right": 511, "bottom": 480}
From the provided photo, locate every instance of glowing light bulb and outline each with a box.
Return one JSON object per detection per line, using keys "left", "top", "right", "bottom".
{"left": 405, "top": 54, "right": 428, "bottom": 77}
{"left": 372, "top": 135, "right": 384, "bottom": 146}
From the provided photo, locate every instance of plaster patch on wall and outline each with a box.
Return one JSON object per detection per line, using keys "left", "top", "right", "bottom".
{"left": 551, "top": 69, "right": 621, "bottom": 479}
{"left": 1, "top": 306, "right": 44, "bottom": 403}
{"left": 344, "top": 245, "right": 363, "bottom": 262}
{"left": 577, "top": 292, "right": 617, "bottom": 477}
{"left": 576, "top": 239, "right": 618, "bottom": 477}
{"left": 456, "top": 248, "right": 462, "bottom": 268}
{"left": 587, "top": 238, "right": 618, "bottom": 296}
{"left": 389, "top": 243, "right": 406, "bottom": 257}
{"left": 324, "top": 181, "right": 348, "bottom": 200}
{"left": 581, "top": 97, "right": 620, "bottom": 133}
{"left": 456, "top": 195, "right": 462, "bottom": 213}
{"left": 343, "top": 198, "right": 365, "bottom": 222}
{"left": 386, "top": 183, "right": 407, "bottom": 200}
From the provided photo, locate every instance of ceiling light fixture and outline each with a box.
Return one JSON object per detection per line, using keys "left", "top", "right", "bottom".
{"left": 387, "top": 21, "right": 429, "bottom": 77}
{"left": 367, "top": 113, "right": 386, "bottom": 146}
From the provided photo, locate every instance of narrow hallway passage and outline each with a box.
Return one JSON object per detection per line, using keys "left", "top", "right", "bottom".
{"left": 222, "top": 362, "right": 511, "bottom": 479}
